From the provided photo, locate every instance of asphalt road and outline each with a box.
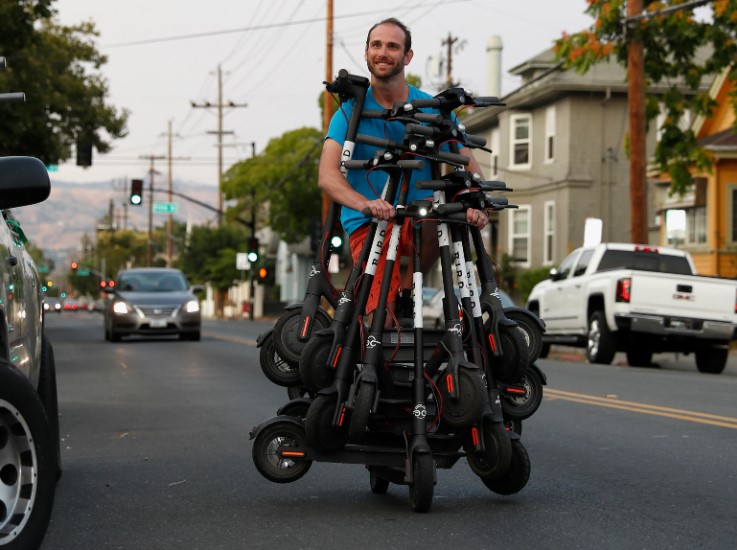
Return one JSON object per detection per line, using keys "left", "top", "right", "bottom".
{"left": 40, "top": 313, "right": 737, "bottom": 549}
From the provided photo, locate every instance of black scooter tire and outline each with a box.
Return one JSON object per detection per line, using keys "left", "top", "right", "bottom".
{"left": 409, "top": 453, "right": 435, "bottom": 513}
{"left": 369, "top": 468, "right": 390, "bottom": 494}
{"left": 273, "top": 307, "right": 332, "bottom": 367}
{"left": 348, "top": 381, "right": 374, "bottom": 441}
{"left": 482, "top": 438, "right": 530, "bottom": 495}
{"left": 501, "top": 365, "right": 544, "bottom": 421}
{"left": 438, "top": 367, "right": 486, "bottom": 428}
{"left": 493, "top": 325, "right": 529, "bottom": 383}
{"left": 305, "top": 394, "right": 349, "bottom": 453}
{"left": 464, "top": 420, "right": 512, "bottom": 481}
{"left": 503, "top": 309, "right": 544, "bottom": 364}
{"left": 259, "top": 332, "right": 301, "bottom": 387}
{"left": 298, "top": 333, "right": 335, "bottom": 392}
{"left": 252, "top": 421, "right": 312, "bottom": 483}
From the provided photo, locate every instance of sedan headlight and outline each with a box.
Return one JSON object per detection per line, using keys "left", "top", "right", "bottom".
{"left": 113, "top": 301, "right": 131, "bottom": 315}
{"left": 184, "top": 300, "right": 200, "bottom": 313}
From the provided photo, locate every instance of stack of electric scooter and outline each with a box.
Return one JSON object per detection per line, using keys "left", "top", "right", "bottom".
{"left": 250, "top": 70, "right": 547, "bottom": 513}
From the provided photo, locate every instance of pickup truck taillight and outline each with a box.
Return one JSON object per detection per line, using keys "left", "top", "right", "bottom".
{"left": 616, "top": 278, "right": 631, "bottom": 303}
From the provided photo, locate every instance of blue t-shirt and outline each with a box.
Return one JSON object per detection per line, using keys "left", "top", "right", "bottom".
{"left": 326, "top": 85, "right": 439, "bottom": 235}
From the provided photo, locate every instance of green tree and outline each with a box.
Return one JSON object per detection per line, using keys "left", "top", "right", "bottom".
{"left": 176, "top": 224, "right": 248, "bottom": 317}
{"left": 0, "top": 0, "right": 128, "bottom": 164}
{"left": 223, "top": 127, "right": 322, "bottom": 244}
{"left": 95, "top": 229, "right": 148, "bottom": 278}
{"left": 556, "top": 0, "right": 737, "bottom": 196}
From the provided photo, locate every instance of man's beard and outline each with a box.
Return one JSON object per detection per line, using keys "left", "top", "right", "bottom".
{"left": 366, "top": 58, "right": 404, "bottom": 81}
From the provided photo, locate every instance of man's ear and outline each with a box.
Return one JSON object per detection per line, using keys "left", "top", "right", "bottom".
{"left": 404, "top": 48, "right": 414, "bottom": 66}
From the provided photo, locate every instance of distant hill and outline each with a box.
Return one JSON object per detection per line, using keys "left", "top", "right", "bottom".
{"left": 12, "top": 178, "right": 221, "bottom": 259}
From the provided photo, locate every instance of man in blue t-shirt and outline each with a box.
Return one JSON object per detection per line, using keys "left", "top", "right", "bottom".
{"left": 318, "top": 17, "right": 488, "bottom": 320}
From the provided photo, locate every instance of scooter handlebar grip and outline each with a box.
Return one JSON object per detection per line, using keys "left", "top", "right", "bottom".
{"left": 436, "top": 150, "right": 470, "bottom": 166}
{"left": 343, "top": 160, "right": 369, "bottom": 170}
{"left": 415, "top": 180, "right": 447, "bottom": 190}
{"left": 356, "top": 134, "right": 392, "bottom": 148}
{"left": 405, "top": 123, "right": 435, "bottom": 137}
{"left": 411, "top": 98, "right": 441, "bottom": 108}
{"left": 464, "top": 134, "right": 487, "bottom": 147}
{"left": 397, "top": 159, "right": 425, "bottom": 170}
{"left": 436, "top": 202, "right": 465, "bottom": 215}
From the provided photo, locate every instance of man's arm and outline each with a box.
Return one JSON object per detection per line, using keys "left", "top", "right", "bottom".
{"left": 317, "top": 138, "right": 395, "bottom": 220}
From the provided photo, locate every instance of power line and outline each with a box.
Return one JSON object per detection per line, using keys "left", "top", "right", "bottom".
{"left": 102, "top": 1, "right": 470, "bottom": 48}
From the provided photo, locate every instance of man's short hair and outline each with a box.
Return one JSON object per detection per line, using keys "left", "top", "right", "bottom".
{"left": 366, "top": 18, "right": 412, "bottom": 54}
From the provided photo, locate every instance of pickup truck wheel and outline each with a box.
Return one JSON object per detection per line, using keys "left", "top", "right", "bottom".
{"left": 587, "top": 311, "right": 616, "bottom": 365}
{"left": 0, "top": 363, "right": 56, "bottom": 549}
{"left": 695, "top": 346, "right": 728, "bottom": 374}
{"left": 626, "top": 347, "right": 653, "bottom": 368}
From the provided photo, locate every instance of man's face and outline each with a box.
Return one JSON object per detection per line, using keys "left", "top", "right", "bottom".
{"left": 365, "top": 23, "right": 413, "bottom": 81}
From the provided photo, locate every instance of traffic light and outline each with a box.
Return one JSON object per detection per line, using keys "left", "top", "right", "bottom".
{"left": 71, "top": 260, "right": 78, "bottom": 271}
{"left": 76, "top": 138, "right": 93, "bottom": 167}
{"left": 258, "top": 266, "right": 269, "bottom": 280}
{"left": 130, "top": 179, "right": 144, "bottom": 205}
{"left": 247, "top": 237, "right": 259, "bottom": 263}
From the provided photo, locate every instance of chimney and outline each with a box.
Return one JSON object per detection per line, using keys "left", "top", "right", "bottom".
{"left": 486, "top": 35, "right": 503, "bottom": 97}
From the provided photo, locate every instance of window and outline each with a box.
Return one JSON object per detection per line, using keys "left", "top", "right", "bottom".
{"left": 489, "top": 129, "right": 500, "bottom": 178}
{"left": 573, "top": 249, "right": 594, "bottom": 277}
{"left": 509, "top": 114, "right": 531, "bottom": 169}
{"left": 508, "top": 205, "right": 531, "bottom": 266}
{"left": 686, "top": 206, "right": 706, "bottom": 245}
{"left": 544, "top": 106, "right": 555, "bottom": 163}
{"left": 543, "top": 201, "right": 555, "bottom": 265}
{"left": 557, "top": 249, "right": 580, "bottom": 279}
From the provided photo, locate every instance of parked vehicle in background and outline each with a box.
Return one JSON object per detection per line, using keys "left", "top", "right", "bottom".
{"left": 62, "top": 298, "right": 78, "bottom": 311}
{"left": 0, "top": 155, "right": 59, "bottom": 549}
{"left": 527, "top": 242, "right": 737, "bottom": 374}
{"left": 103, "top": 268, "right": 203, "bottom": 342}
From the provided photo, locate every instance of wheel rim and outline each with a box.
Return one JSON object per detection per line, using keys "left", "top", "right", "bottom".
{"left": 588, "top": 318, "right": 602, "bottom": 358}
{"left": 0, "top": 400, "right": 39, "bottom": 544}
{"left": 264, "top": 435, "right": 300, "bottom": 472}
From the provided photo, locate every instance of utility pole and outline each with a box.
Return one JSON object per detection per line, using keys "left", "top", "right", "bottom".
{"left": 321, "top": 0, "right": 334, "bottom": 221}
{"left": 249, "top": 140, "right": 256, "bottom": 321}
{"left": 442, "top": 33, "right": 459, "bottom": 88}
{"left": 141, "top": 154, "right": 166, "bottom": 266}
{"left": 627, "top": 0, "right": 647, "bottom": 245}
{"left": 191, "top": 65, "right": 248, "bottom": 226}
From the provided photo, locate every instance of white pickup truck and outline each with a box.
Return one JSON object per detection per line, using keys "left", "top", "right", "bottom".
{"left": 526, "top": 243, "right": 737, "bottom": 374}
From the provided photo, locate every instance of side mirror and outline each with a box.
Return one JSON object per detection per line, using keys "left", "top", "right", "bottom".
{"left": 548, "top": 268, "right": 561, "bottom": 281}
{"left": 190, "top": 284, "right": 204, "bottom": 294}
{"left": 0, "top": 157, "right": 51, "bottom": 209}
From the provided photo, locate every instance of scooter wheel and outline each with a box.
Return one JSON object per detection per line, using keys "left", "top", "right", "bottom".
{"left": 298, "top": 333, "right": 335, "bottom": 392}
{"left": 493, "top": 325, "right": 529, "bottom": 383}
{"left": 369, "top": 468, "right": 390, "bottom": 494}
{"left": 439, "top": 367, "right": 486, "bottom": 428}
{"left": 287, "top": 386, "right": 315, "bottom": 400}
{"left": 481, "top": 438, "right": 530, "bottom": 495}
{"left": 503, "top": 309, "right": 544, "bottom": 364}
{"left": 409, "top": 453, "right": 435, "bottom": 513}
{"left": 501, "top": 365, "right": 544, "bottom": 421}
{"left": 305, "top": 394, "right": 349, "bottom": 453}
{"left": 259, "top": 332, "right": 301, "bottom": 387}
{"left": 464, "top": 420, "right": 512, "bottom": 481}
{"left": 252, "top": 421, "right": 311, "bottom": 483}
{"left": 348, "top": 381, "right": 375, "bottom": 441}
{"left": 273, "top": 307, "right": 332, "bottom": 367}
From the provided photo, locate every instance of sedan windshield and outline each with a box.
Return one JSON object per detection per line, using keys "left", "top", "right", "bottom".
{"left": 118, "top": 272, "right": 188, "bottom": 292}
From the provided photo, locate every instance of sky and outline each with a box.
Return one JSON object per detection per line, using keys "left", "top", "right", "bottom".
{"left": 52, "top": 0, "right": 595, "bottom": 187}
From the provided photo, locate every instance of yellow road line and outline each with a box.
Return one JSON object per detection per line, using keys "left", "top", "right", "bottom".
{"left": 545, "top": 388, "right": 737, "bottom": 430}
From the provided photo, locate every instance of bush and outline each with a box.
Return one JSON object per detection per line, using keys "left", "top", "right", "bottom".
{"left": 516, "top": 267, "right": 551, "bottom": 305}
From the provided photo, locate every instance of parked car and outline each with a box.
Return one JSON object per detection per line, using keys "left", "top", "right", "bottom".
{"left": 0, "top": 155, "right": 59, "bottom": 549}
{"left": 43, "top": 296, "right": 62, "bottom": 313}
{"left": 103, "top": 267, "right": 203, "bottom": 342}
{"left": 423, "top": 287, "right": 515, "bottom": 328}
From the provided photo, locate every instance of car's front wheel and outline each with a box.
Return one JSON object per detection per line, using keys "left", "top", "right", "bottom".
{"left": 0, "top": 362, "right": 56, "bottom": 549}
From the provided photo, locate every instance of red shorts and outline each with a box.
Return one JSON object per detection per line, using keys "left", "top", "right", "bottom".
{"left": 349, "top": 219, "right": 414, "bottom": 314}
